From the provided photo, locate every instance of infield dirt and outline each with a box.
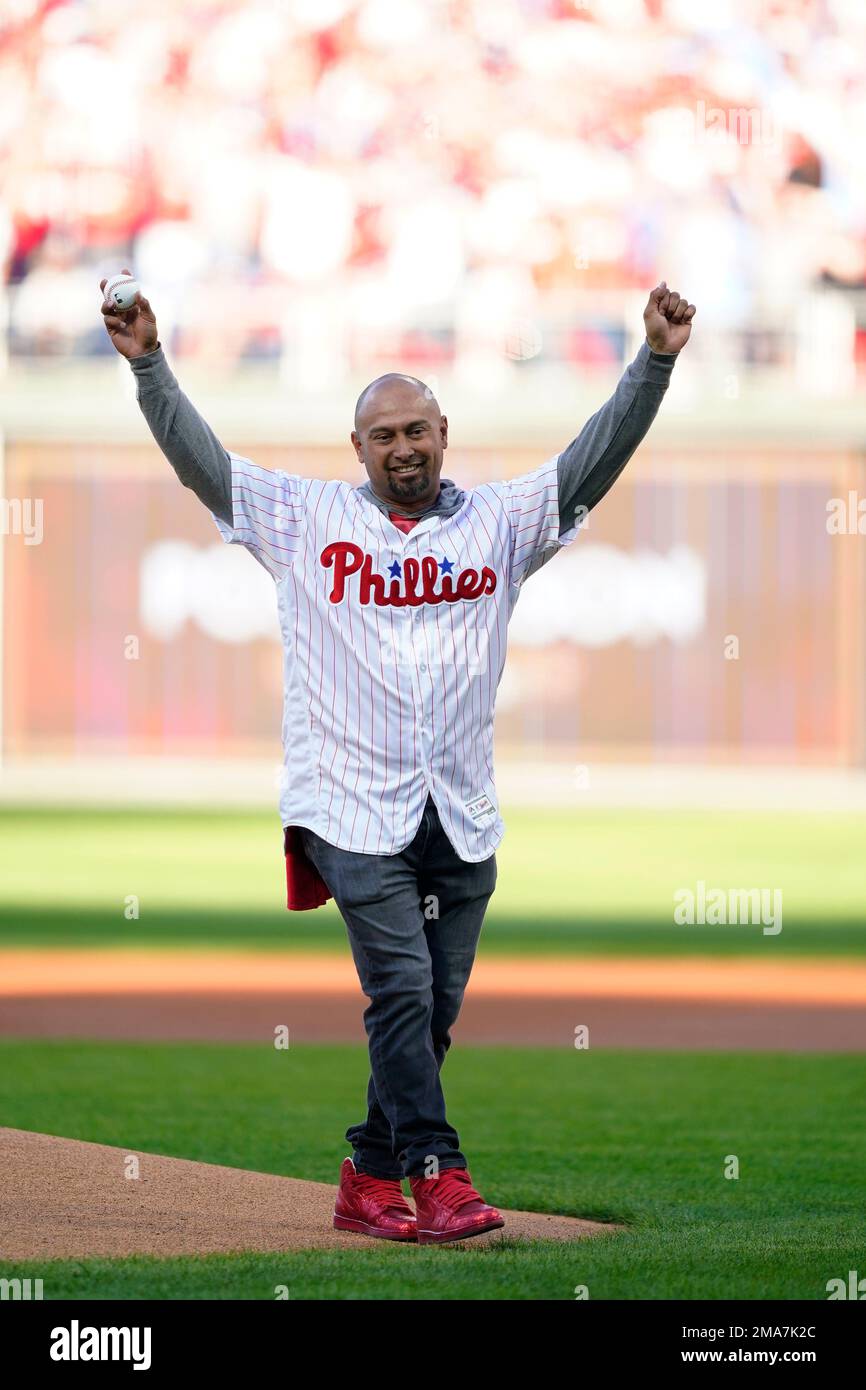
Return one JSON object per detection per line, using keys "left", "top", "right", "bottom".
{"left": 0, "top": 949, "right": 862, "bottom": 1049}
{"left": 0, "top": 1127, "right": 621, "bottom": 1260}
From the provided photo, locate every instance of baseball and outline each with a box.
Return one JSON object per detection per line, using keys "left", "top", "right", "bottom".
{"left": 104, "top": 273, "right": 141, "bottom": 312}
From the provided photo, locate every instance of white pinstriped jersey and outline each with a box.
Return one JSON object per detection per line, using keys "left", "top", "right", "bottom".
{"left": 212, "top": 454, "right": 580, "bottom": 859}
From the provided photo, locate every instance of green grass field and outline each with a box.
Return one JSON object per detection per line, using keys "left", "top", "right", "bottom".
{"left": 1, "top": 805, "right": 864, "bottom": 955}
{"left": 0, "top": 1040, "right": 862, "bottom": 1300}
{"left": 2, "top": 805, "right": 862, "bottom": 1299}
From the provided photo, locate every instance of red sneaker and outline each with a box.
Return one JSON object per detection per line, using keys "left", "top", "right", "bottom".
{"left": 409, "top": 1167, "right": 505, "bottom": 1245}
{"left": 333, "top": 1157, "right": 417, "bottom": 1242}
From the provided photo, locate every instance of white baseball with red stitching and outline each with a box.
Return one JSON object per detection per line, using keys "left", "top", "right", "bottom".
{"left": 104, "top": 273, "right": 140, "bottom": 311}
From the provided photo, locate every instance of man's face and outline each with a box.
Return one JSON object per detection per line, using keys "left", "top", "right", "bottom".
{"left": 352, "top": 380, "right": 448, "bottom": 512}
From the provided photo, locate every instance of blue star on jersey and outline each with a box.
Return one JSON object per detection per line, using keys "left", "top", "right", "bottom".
{"left": 389, "top": 557, "right": 451, "bottom": 578}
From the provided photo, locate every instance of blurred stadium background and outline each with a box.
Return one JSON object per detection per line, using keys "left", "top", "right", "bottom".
{"left": 1, "top": 0, "right": 865, "bottom": 1304}
{"left": 2, "top": 0, "right": 866, "bottom": 816}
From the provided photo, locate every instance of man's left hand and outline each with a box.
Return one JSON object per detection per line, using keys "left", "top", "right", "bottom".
{"left": 643, "top": 282, "right": 697, "bottom": 355}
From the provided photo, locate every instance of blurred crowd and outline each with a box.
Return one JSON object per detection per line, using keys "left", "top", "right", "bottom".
{"left": 2, "top": 0, "right": 865, "bottom": 381}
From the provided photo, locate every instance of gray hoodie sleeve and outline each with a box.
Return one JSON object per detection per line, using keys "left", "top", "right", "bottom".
{"left": 128, "top": 344, "right": 233, "bottom": 525}
{"left": 557, "top": 339, "right": 678, "bottom": 535}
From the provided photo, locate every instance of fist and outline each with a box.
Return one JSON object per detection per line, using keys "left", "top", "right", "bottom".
{"left": 643, "top": 282, "right": 696, "bottom": 355}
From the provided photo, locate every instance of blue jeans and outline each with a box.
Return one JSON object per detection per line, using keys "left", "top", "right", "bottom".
{"left": 299, "top": 796, "right": 497, "bottom": 1179}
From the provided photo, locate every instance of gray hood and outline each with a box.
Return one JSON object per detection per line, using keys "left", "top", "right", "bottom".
{"left": 355, "top": 476, "right": 466, "bottom": 521}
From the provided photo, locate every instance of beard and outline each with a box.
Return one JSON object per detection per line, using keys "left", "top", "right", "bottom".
{"left": 387, "top": 463, "right": 430, "bottom": 501}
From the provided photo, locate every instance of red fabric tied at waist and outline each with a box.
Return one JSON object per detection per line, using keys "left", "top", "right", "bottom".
{"left": 283, "top": 826, "right": 332, "bottom": 911}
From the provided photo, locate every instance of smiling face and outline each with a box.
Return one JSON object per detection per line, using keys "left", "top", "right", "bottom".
{"left": 351, "top": 374, "right": 448, "bottom": 512}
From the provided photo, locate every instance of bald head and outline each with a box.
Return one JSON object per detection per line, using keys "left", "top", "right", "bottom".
{"left": 351, "top": 372, "right": 448, "bottom": 512}
{"left": 354, "top": 373, "right": 441, "bottom": 433}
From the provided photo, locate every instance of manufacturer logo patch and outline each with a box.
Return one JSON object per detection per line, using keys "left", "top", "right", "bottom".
{"left": 465, "top": 793, "right": 496, "bottom": 823}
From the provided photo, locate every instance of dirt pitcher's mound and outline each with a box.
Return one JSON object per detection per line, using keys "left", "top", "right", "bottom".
{"left": 0, "top": 1128, "right": 621, "bottom": 1260}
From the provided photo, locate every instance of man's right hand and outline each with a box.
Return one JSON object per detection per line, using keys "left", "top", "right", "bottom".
{"left": 99, "top": 269, "right": 159, "bottom": 359}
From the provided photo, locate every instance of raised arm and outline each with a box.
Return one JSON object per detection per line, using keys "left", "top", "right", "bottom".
{"left": 99, "top": 272, "right": 232, "bottom": 524}
{"left": 557, "top": 282, "right": 696, "bottom": 535}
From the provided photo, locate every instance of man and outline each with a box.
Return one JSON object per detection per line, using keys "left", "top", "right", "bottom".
{"left": 100, "top": 272, "right": 695, "bottom": 1245}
